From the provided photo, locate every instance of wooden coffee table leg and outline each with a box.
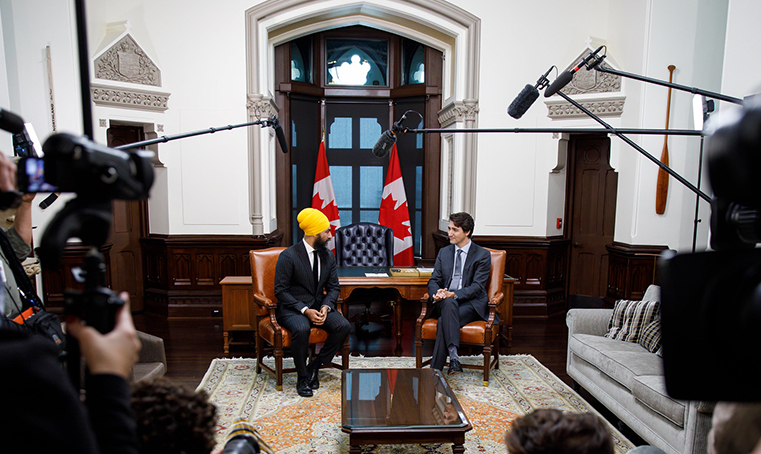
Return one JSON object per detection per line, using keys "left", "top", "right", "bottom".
{"left": 349, "top": 438, "right": 362, "bottom": 454}
{"left": 452, "top": 443, "right": 465, "bottom": 453}
{"left": 394, "top": 300, "right": 403, "bottom": 355}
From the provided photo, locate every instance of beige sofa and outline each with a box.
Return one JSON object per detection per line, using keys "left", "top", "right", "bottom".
{"left": 566, "top": 286, "right": 713, "bottom": 454}
{"left": 132, "top": 330, "right": 167, "bottom": 383}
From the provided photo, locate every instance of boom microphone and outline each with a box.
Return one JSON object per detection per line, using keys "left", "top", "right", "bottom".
{"left": 0, "top": 109, "right": 24, "bottom": 134}
{"left": 372, "top": 118, "right": 404, "bottom": 158}
{"left": 545, "top": 45, "right": 605, "bottom": 98}
{"left": 270, "top": 116, "right": 289, "bottom": 154}
{"left": 507, "top": 66, "right": 553, "bottom": 119}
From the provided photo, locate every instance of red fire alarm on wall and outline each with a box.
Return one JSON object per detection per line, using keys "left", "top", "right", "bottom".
{"left": 556, "top": 218, "right": 563, "bottom": 229}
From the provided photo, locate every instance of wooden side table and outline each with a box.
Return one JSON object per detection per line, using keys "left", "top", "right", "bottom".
{"left": 220, "top": 276, "right": 256, "bottom": 355}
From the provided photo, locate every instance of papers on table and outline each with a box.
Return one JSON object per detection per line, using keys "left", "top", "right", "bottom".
{"left": 365, "top": 272, "right": 389, "bottom": 277}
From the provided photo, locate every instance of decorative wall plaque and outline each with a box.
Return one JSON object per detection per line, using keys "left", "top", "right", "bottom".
{"left": 95, "top": 34, "right": 161, "bottom": 86}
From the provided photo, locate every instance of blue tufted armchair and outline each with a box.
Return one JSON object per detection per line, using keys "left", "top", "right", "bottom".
{"left": 334, "top": 222, "right": 398, "bottom": 334}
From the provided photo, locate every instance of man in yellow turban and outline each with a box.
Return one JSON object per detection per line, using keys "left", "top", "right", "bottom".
{"left": 273, "top": 208, "right": 350, "bottom": 397}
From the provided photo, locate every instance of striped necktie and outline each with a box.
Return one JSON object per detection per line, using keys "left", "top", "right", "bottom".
{"left": 452, "top": 249, "right": 463, "bottom": 290}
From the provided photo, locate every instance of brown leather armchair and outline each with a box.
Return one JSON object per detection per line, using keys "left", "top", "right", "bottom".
{"left": 414, "top": 248, "right": 506, "bottom": 386}
{"left": 250, "top": 247, "right": 349, "bottom": 391}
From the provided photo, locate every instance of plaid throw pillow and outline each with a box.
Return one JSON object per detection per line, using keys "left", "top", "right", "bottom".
{"left": 638, "top": 316, "right": 662, "bottom": 353}
{"left": 605, "top": 299, "right": 660, "bottom": 343}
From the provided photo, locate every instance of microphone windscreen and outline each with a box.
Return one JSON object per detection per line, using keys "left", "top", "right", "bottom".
{"left": 372, "top": 130, "right": 396, "bottom": 158}
{"left": 274, "top": 121, "right": 289, "bottom": 154}
{"left": 507, "top": 84, "right": 540, "bottom": 119}
{"left": 0, "top": 109, "right": 24, "bottom": 134}
{"left": 544, "top": 70, "right": 575, "bottom": 98}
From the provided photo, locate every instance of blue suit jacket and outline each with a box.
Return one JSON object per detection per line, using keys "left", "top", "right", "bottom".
{"left": 427, "top": 241, "right": 492, "bottom": 321}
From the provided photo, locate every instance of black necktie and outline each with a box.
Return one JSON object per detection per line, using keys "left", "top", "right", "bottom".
{"left": 312, "top": 250, "right": 319, "bottom": 288}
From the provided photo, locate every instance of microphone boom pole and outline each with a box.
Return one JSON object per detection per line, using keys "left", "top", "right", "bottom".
{"left": 593, "top": 65, "right": 743, "bottom": 105}
{"left": 404, "top": 127, "right": 702, "bottom": 136}
{"left": 554, "top": 90, "right": 711, "bottom": 202}
{"left": 114, "top": 117, "right": 283, "bottom": 150}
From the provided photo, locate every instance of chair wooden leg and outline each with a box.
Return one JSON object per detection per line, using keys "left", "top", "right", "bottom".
{"left": 223, "top": 331, "right": 230, "bottom": 355}
{"left": 255, "top": 336, "right": 263, "bottom": 374}
{"left": 483, "top": 345, "right": 491, "bottom": 387}
{"left": 415, "top": 338, "right": 423, "bottom": 368}
{"left": 275, "top": 349, "right": 284, "bottom": 392}
{"left": 494, "top": 338, "right": 500, "bottom": 370}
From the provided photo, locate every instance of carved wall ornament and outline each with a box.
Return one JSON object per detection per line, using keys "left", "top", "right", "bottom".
{"left": 91, "top": 83, "right": 170, "bottom": 112}
{"left": 545, "top": 95, "right": 626, "bottom": 119}
{"left": 95, "top": 34, "right": 161, "bottom": 86}
{"left": 246, "top": 93, "right": 279, "bottom": 119}
{"left": 563, "top": 62, "right": 621, "bottom": 95}
{"left": 438, "top": 99, "right": 479, "bottom": 128}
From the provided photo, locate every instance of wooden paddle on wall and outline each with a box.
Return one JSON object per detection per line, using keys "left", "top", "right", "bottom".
{"left": 656, "top": 65, "right": 676, "bottom": 214}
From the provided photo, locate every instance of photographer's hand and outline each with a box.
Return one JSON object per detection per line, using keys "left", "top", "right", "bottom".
{"left": 13, "top": 192, "right": 35, "bottom": 246}
{"left": 0, "top": 154, "right": 16, "bottom": 191}
{"left": 67, "top": 292, "right": 141, "bottom": 379}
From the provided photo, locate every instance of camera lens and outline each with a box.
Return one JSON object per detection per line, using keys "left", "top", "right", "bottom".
{"left": 220, "top": 436, "right": 259, "bottom": 454}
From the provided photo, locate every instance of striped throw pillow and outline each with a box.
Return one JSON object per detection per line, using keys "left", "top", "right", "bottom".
{"left": 605, "top": 299, "right": 660, "bottom": 343}
{"left": 638, "top": 316, "right": 662, "bottom": 353}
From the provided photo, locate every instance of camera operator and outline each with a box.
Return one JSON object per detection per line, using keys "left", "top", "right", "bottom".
{"left": 0, "top": 154, "right": 34, "bottom": 322}
{"left": 0, "top": 150, "right": 141, "bottom": 453}
{"left": 0, "top": 292, "right": 141, "bottom": 453}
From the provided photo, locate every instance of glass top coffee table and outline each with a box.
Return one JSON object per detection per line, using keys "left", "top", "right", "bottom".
{"left": 341, "top": 368, "right": 472, "bottom": 453}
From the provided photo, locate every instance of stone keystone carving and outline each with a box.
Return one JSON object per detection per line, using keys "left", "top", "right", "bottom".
{"left": 95, "top": 34, "right": 161, "bottom": 86}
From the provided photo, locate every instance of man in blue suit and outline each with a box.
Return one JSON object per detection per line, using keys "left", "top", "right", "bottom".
{"left": 427, "top": 212, "right": 492, "bottom": 374}
{"left": 274, "top": 208, "right": 351, "bottom": 397}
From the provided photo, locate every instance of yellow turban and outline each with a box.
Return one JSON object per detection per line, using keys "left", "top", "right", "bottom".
{"left": 297, "top": 208, "right": 330, "bottom": 236}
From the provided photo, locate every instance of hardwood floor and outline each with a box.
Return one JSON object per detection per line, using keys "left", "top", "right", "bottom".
{"left": 132, "top": 301, "right": 645, "bottom": 445}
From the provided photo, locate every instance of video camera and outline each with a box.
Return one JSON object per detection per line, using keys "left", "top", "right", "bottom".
{"left": 660, "top": 98, "right": 761, "bottom": 401}
{"left": 0, "top": 108, "right": 154, "bottom": 337}
{"left": 220, "top": 419, "right": 274, "bottom": 454}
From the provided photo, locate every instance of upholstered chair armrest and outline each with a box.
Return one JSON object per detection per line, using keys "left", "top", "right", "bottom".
{"left": 336, "top": 297, "right": 347, "bottom": 316}
{"left": 136, "top": 330, "right": 167, "bottom": 367}
{"left": 566, "top": 308, "right": 613, "bottom": 337}
{"left": 486, "top": 293, "right": 504, "bottom": 327}
{"left": 253, "top": 293, "right": 273, "bottom": 308}
{"left": 417, "top": 294, "right": 430, "bottom": 327}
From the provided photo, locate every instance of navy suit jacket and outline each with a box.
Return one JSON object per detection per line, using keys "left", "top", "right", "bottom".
{"left": 274, "top": 241, "right": 340, "bottom": 318}
{"left": 427, "top": 241, "right": 492, "bottom": 321}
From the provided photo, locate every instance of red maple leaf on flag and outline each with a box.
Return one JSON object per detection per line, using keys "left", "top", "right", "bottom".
{"left": 311, "top": 141, "right": 341, "bottom": 253}
{"left": 379, "top": 144, "right": 414, "bottom": 265}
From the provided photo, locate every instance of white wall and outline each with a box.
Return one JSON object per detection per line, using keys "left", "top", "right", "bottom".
{"left": 2, "top": 0, "right": 753, "bottom": 252}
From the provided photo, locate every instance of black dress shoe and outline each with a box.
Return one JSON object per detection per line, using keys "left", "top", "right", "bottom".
{"left": 447, "top": 358, "right": 463, "bottom": 375}
{"left": 307, "top": 367, "right": 320, "bottom": 390}
{"left": 297, "top": 378, "right": 313, "bottom": 397}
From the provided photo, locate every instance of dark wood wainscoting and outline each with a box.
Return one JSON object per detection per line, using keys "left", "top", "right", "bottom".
{"left": 141, "top": 233, "right": 283, "bottom": 318}
{"left": 38, "top": 244, "right": 113, "bottom": 314}
{"left": 605, "top": 242, "right": 668, "bottom": 306}
{"left": 480, "top": 236, "right": 570, "bottom": 318}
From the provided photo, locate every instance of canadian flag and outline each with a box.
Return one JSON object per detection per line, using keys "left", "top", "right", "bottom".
{"left": 311, "top": 141, "right": 341, "bottom": 253}
{"left": 379, "top": 143, "right": 414, "bottom": 266}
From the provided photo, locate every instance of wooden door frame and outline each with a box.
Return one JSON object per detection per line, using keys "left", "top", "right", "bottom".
{"left": 563, "top": 133, "right": 616, "bottom": 304}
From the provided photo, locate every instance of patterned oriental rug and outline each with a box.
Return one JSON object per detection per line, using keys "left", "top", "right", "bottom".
{"left": 197, "top": 355, "right": 634, "bottom": 453}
